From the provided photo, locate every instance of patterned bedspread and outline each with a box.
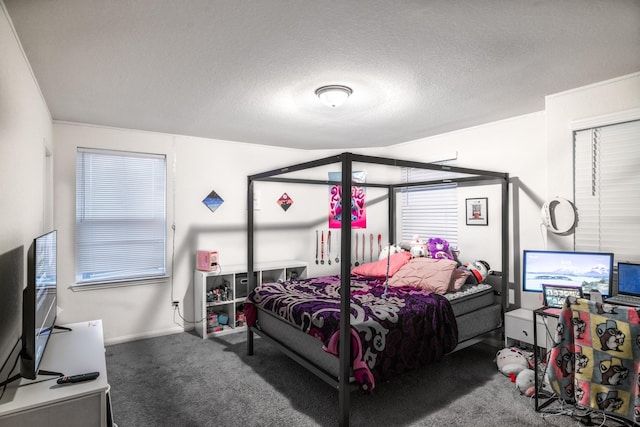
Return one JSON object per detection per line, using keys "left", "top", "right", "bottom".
{"left": 548, "top": 298, "right": 640, "bottom": 424}
{"left": 245, "top": 275, "right": 458, "bottom": 391}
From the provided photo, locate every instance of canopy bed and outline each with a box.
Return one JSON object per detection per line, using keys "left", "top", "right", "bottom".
{"left": 245, "top": 152, "right": 509, "bottom": 426}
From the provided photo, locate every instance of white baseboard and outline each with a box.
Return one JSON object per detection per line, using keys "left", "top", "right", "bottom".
{"left": 104, "top": 325, "right": 194, "bottom": 346}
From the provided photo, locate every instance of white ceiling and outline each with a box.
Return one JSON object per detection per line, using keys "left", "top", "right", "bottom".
{"left": 5, "top": 1, "right": 640, "bottom": 150}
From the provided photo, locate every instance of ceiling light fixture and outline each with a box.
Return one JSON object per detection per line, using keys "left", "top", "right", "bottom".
{"left": 315, "top": 85, "right": 353, "bottom": 108}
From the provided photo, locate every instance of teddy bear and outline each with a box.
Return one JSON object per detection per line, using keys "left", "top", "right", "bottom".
{"left": 408, "top": 235, "right": 427, "bottom": 258}
{"left": 427, "top": 237, "right": 454, "bottom": 260}
{"left": 410, "top": 245, "right": 425, "bottom": 258}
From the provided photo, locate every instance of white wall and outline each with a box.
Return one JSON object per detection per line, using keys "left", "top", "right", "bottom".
{"left": 383, "top": 112, "right": 547, "bottom": 308}
{"left": 0, "top": 2, "right": 52, "bottom": 261}
{"left": 53, "top": 124, "right": 392, "bottom": 342}
{"left": 53, "top": 124, "right": 179, "bottom": 342}
{"left": 545, "top": 72, "right": 640, "bottom": 252}
{"left": 384, "top": 72, "right": 640, "bottom": 310}
{"left": 53, "top": 73, "right": 640, "bottom": 341}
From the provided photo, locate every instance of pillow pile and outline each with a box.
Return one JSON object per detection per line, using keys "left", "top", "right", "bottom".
{"left": 352, "top": 252, "right": 476, "bottom": 294}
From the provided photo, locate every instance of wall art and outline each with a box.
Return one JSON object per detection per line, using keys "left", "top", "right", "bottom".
{"left": 277, "top": 192, "right": 293, "bottom": 211}
{"left": 466, "top": 197, "right": 488, "bottom": 226}
{"left": 203, "top": 190, "right": 224, "bottom": 214}
{"left": 328, "top": 171, "right": 366, "bottom": 229}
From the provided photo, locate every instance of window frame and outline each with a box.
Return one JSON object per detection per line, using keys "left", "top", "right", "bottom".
{"left": 75, "top": 147, "right": 168, "bottom": 288}
{"left": 572, "top": 113, "right": 640, "bottom": 264}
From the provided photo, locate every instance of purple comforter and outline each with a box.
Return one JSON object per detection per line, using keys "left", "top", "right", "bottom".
{"left": 245, "top": 275, "right": 458, "bottom": 391}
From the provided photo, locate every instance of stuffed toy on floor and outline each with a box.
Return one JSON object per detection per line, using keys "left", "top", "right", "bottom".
{"left": 496, "top": 347, "right": 529, "bottom": 377}
{"left": 515, "top": 368, "right": 536, "bottom": 397}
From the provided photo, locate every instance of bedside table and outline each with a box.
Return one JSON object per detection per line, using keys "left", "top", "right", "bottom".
{"left": 504, "top": 308, "right": 557, "bottom": 348}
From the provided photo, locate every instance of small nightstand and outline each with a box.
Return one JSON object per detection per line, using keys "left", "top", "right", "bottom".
{"left": 504, "top": 308, "right": 556, "bottom": 347}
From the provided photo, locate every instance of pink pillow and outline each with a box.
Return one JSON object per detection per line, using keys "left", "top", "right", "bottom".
{"left": 387, "top": 258, "right": 457, "bottom": 294}
{"left": 449, "top": 268, "right": 471, "bottom": 292}
{"left": 351, "top": 251, "right": 411, "bottom": 278}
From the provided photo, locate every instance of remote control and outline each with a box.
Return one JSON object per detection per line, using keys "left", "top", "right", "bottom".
{"left": 56, "top": 372, "right": 100, "bottom": 384}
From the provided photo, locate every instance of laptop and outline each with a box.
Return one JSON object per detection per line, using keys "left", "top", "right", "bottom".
{"left": 605, "top": 262, "right": 640, "bottom": 307}
{"left": 542, "top": 283, "right": 583, "bottom": 316}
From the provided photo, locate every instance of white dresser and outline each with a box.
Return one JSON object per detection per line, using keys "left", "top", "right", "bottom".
{"left": 0, "top": 320, "right": 110, "bottom": 427}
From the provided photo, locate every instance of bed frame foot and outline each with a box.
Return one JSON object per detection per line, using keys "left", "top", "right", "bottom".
{"left": 247, "top": 328, "right": 254, "bottom": 355}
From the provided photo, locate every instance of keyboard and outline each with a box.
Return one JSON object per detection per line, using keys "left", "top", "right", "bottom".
{"left": 605, "top": 294, "right": 640, "bottom": 307}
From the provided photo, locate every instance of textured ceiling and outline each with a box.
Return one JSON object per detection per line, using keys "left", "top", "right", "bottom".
{"left": 4, "top": 0, "right": 640, "bottom": 149}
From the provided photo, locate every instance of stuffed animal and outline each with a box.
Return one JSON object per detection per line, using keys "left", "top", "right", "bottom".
{"left": 462, "top": 260, "right": 490, "bottom": 284}
{"left": 515, "top": 369, "right": 536, "bottom": 397}
{"left": 496, "top": 347, "right": 529, "bottom": 377}
{"left": 409, "top": 235, "right": 427, "bottom": 258}
{"left": 427, "top": 237, "right": 454, "bottom": 260}
{"left": 410, "top": 246, "right": 425, "bottom": 258}
{"left": 378, "top": 244, "right": 402, "bottom": 261}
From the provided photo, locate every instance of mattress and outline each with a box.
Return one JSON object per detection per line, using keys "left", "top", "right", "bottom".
{"left": 246, "top": 275, "right": 458, "bottom": 391}
{"left": 444, "top": 283, "right": 495, "bottom": 316}
{"left": 254, "top": 306, "right": 342, "bottom": 380}
{"left": 447, "top": 282, "right": 502, "bottom": 343}
{"left": 250, "top": 279, "right": 501, "bottom": 382}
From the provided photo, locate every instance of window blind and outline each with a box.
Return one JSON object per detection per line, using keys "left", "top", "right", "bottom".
{"left": 574, "top": 120, "right": 640, "bottom": 263}
{"left": 400, "top": 167, "right": 458, "bottom": 245}
{"left": 76, "top": 148, "right": 167, "bottom": 284}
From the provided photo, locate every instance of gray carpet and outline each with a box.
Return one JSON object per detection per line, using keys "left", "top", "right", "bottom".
{"left": 105, "top": 331, "right": 582, "bottom": 427}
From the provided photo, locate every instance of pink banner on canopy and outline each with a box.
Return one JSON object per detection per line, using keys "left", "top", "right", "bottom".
{"left": 328, "top": 171, "right": 366, "bottom": 229}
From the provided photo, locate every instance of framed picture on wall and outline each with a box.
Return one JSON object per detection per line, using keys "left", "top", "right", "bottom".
{"left": 466, "top": 197, "right": 488, "bottom": 226}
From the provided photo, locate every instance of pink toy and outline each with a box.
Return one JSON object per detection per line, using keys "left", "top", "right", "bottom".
{"left": 324, "top": 329, "right": 374, "bottom": 392}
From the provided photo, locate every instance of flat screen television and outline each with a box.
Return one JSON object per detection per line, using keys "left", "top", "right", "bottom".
{"left": 21, "top": 230, "right": 58, "bottom": 380}
{"left": 522, "top": 249, "right": 614, "bottom": 297}
{"left": 0, "top": 246, "right": 23, "bottom": 386}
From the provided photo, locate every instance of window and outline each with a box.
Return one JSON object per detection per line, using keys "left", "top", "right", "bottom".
{"left": 76, "top": 148, "right": 167, "bottom": 285}
{"left": 400, "top": 167, "right": 458, "bottom": 245}
{"left": 574, "top": 120, "right": 640, "bottom": 263}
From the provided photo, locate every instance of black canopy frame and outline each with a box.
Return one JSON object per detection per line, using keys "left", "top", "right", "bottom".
{"left": 246, "top": 152, "right": 509, "bottom": 427}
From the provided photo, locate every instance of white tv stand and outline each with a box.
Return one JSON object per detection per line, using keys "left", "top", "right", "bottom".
{"left": 0, "top": 320, "right": 110, "bottom": 427}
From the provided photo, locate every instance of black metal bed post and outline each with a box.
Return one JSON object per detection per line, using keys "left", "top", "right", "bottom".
{"left": 387, "top": 186, "right": 395, "bottom": 245}
{"left": 501, "top": 174, "right": 510, "bottom": 312}
{"left": 247, "top": 177, "right": 255, "bottom": 356}
{"left": 339, "top": 153, "right": 352, "bottom": 427}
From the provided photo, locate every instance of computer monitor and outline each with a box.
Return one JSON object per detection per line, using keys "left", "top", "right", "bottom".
{"left": 522, "top": 250, "right": 613, "bottom": 297}
{"left": 21, "top": 230, "right": 58, "bottom": 380}
{"left": 616, "top": 262, "right": 640, "bottom": 297}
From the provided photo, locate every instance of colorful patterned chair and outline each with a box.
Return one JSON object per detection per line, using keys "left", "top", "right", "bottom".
{"left": 548, "top": 297, "right": 640, "bottom": 424}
